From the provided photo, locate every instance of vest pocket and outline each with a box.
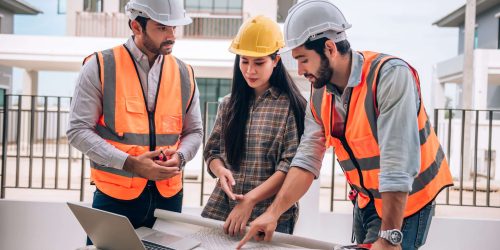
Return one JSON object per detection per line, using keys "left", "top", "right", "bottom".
{"left": 125, "top": 96, "right": 145, "bottom": 114}
{"left": 161, "top": 115, "right": 182, "bottom": 133}
{"left": 349, "top": 135, "right": 380, "bottom": 158}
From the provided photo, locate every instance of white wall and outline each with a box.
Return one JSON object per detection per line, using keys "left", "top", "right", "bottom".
{"left": 0, "top": 200, "right": 88, "bottom": 250}
{"left": 1, "top": 199, "right": 499, "bottom": 250}
{"left": 66, "top": 0, "right": 83, "bottom": 36}
{"left": 243, "top": 0, "right": 277, "bottom": 21}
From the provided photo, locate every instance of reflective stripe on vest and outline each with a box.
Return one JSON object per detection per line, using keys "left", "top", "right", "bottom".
{"left": 310, "top": 51, "right": 453, "bottom": 217}
{"left": 86, "top": 45, "right": 195, "bottom": 200}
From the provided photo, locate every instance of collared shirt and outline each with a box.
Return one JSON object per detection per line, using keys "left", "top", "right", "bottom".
{"left": 202, "top": 87, "right": 300, "bottom": 229}
{"left": 67, "top": 37, "right": 203, "bottom": 169}
{"left": 291, "top": 51, "right": 421, "bottom": 193}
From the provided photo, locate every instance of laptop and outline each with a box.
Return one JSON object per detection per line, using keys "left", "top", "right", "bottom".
{"left": 67, "top": 203, "right": 201, "bottom": 250}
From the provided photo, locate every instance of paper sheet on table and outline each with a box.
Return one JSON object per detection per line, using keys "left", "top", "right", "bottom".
{"left": 154, "top": 209, "right": 342, "bottom": 250}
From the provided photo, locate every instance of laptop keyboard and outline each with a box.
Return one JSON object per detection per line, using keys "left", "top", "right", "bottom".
{"left": 142, "top": 240, "right": 174, "bottom": 250}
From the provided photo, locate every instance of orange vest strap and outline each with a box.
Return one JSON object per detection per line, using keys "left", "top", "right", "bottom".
{"left": 339, "top": 156, "right": 380, "bottom": 171}
{"left": 90, "top": 161, "right": 134, "bottom": 178}
{"left": 175, "top": 57, "right": 193, "bottom": 123}
{"left": 409, "top": 147, "right": 446, "bottom": 195}
{"left": 419, "top": 119, "right": 432, "bottom": 146}
{"left": 310, "top": 85, "right": 325, "bottom": 124}
{"left": 95, "top": 124, "right": 180, "bottom": 146}
{"left": 100, "top": 48, "right": 118, "bottom": 132}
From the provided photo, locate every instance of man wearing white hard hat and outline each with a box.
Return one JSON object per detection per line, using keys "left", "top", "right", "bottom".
{"left": 67, "top": 0, "right": 202, "bottom": 243}
{"left": 238, "top": 1, "right": 453, "bottom": 250}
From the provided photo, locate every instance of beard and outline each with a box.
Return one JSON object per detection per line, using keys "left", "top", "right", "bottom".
{"left": 143, "top": 31, "right": 175, "bottom": 55}
{"left": 306, "top": 56, "right": 333, "bottom": 89}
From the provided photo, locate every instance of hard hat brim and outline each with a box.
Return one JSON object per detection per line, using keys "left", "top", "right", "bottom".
{"left": 228, "top": 47, "right": 278, "bottom": 57}
{"left": 153, "top": 16, "right": 192, "bottom": 27}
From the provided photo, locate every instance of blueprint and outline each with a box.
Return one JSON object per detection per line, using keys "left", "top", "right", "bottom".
{"left": 153, "top": 209, "right": 340, "bottom": 250}
{"left": 187, "top": 227, "right": 298, "bottom": 250}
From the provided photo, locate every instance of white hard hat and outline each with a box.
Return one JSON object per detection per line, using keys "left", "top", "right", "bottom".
{"left": 280, "top": 0, "right": 351, "bottom": 54}
{"left": 125, "top": 0, "right": 192, "bottom": 26}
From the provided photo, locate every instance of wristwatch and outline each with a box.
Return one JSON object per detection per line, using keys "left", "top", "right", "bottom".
{"left": 176, "top": 151, "right": 186, "bottom": 170}
{"left": 378, "top": 229, "right": 403, "bottom": 245}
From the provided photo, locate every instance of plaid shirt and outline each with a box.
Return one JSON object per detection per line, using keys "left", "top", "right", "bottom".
{"left": 202, "top": 87, "right": 300, "bottom": 232}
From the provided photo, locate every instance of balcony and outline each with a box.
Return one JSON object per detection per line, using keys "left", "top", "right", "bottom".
{"left": 74, "top": 11, "right": 242, "bottom": 39}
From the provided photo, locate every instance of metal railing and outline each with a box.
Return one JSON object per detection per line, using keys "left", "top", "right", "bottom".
{"left": 75, "top": 11, "right": 242, "bottom": 39}
{"left": 75, "top": 11, "right": 131, "bottom": 37}
{"left": 433, "top": 108, "right": 500, "bottom": 208}
{"left": 183, "top": 13, "right": 242, "bottom": 39}
{"left": 1, "top": 95, "right": 499, "bottom": 210}
{"left": 0, "top": 95, "right": 86, "bottom": 201}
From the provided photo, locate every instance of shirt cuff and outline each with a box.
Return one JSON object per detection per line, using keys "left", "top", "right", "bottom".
{"left": 276, "top": 160, "right": 291, "bottom": 173}
{"left": 290, "top": 158, "right": 320, "bottom": 179}
{"left": 378, "top": 171, "right": 414, "bottom": 193}
{"left": 110, "top": 150, "right": 129, "bottom": 170}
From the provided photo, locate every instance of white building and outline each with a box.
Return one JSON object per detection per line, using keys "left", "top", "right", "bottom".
{"left": 433, "top": 0, "right": 500, "bottom": 181}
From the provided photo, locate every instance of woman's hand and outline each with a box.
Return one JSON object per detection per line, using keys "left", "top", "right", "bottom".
{"left": 210, "top": 163, "right": 243, "bottom": 201}
{"left": 224, "top": 195, "right": 256, "bottom": 236}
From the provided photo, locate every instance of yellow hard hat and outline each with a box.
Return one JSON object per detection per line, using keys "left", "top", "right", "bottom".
{"left": 229, "top": 15, "right": 285, "bottom": 57}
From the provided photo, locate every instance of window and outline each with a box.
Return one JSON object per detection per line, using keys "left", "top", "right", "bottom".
{"left": 196, "top": 78, "right": 231, "bottom": 134}
{"left": 119, "top": 0, "right": 128, "bottom": 13}
{"left": 277, "top": 0, "right": 297, "bottom": 23}
{"left": 84, "top": 0, "right": 104, "bottom": 12}
{"left": 474, "top": 27, "right": 478, "bottom": 49}
{"left": 185, "top": 0, "right": 242, "bottom": 14}
{"left": 0, "top": 88, "right": 5, "bottom": 108}
{"left": 57, "top": 0, "right": 66, "bottom": 14}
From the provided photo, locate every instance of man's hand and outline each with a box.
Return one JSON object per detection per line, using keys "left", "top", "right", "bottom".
{"left": 157, "top": 149, "right": 182, "bottom": 169}
{"left": 123, "top": 150, "right": 181, "bottom": 180}
{"left": 370, "top": 239, "right": 401, "bottom": 250}
{"left": 236, "top": 211, "right": 278, "bottom": 249}
{"left": 211, "top": 164, "right": 243, "bottom": 201}
{"left": 223, "top": 195, "right": 255, "bottom": 237}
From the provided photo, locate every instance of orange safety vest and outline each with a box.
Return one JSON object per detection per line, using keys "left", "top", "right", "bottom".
{"left": 84, "top": 45, "right": 195, "bottom": 200}
{"left": 310, "top": 51, "right": 453, "bottom": 217}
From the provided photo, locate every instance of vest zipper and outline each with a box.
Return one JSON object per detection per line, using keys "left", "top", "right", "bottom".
{"left": 149, "top": 57, "right": 165, "bottom": 151}
{"left": 332, "top": 91, "right": 374, "bottom": 201}
{"left": 148, "top": 111, "right": 156, "bottom": 151}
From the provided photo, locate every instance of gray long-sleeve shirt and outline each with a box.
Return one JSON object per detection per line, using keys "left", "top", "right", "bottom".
{"left": 291, "top": 51, "right": 420, "bottom": 193}
{"left": 67, "top": 37, "right": 203, "bottom": 170}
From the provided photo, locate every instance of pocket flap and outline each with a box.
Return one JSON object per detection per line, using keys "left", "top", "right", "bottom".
{"left": 349, "top": 135, "right": 380, "bottom": 158}
{"left": 126, "top": 96, "right": 145, "bottom": 114}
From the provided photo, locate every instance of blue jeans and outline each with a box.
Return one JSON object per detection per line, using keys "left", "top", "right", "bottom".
{"left": 353, "top": 200, "right": 435, "bottom": 250}
{"left": 87, "top": 181, "right": 183, "bottom": 245}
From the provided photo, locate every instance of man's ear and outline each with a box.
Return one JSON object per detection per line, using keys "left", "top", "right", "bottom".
{"left": 324, "top": 39, "right": 337, "bottom": 59}
{"left": 130, "top": 20, "right": 142, "bottom": 35}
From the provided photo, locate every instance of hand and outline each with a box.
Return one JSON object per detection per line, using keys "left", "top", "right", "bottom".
{"left": 370, "top": 239, "right": 401, "bottom": 250}
{"left": 223, "top": 195, "right": 255, "bottom": 237}
{"left": 211, "top": 164, "right": 243, "bottom": 201}
{"left": 157, "top": 149, "right": 181, "bottom": 169}
{"left": 236, "top": 211, "right": 278, "bottom": 249}
{"left": 123, "top": 150, "right": 181, "bottom": 181}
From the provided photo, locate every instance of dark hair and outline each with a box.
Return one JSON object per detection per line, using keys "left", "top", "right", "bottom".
{"left": 128, "top": 16, "right": 149, "bottom": 30}
{"left": 304, "top": 37, "right": 351, "bottom": 56}
{"left": 223, "top": 54, "right": 307, "bottom": 170}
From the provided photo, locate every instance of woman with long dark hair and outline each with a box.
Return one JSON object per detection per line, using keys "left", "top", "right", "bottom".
{"left": 202, "top": 15, "right": 306, "bottom": 236}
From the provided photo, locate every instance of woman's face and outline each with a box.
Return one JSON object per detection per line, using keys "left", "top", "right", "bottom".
{"left": 239, "top": 55, "right": 279, "bottom": 96}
